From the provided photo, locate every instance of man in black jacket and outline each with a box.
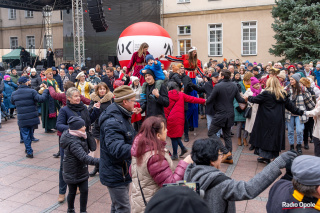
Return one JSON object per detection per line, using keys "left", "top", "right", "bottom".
{"left": 102, "top": 67, "right": 119, "bottom": 92}
{"left": 66, "top": 67, "right": 77, "bottom": 83}
{"left": 206, "top": 69, "right": 246, "bottom": 164}
{"left": 137, "top": 69, "right": 169, "bottom": 118}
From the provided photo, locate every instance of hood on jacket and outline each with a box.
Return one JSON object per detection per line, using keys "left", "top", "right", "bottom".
{"left": 99, "top": 103, "right": 132, "bottom": 127}
{"left": 60, "top": 130, "right": 79, "bottom": 150}
{"left": 168, "top": 90, "right": 180, "bottom": 102}
{"left": 184, "top": 164, "right": 226, "bottom": 191}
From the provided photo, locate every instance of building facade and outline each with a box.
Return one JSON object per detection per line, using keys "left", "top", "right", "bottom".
{"left": 162, "top": 0, "right": 282, "bottom": 65}
{"left": 0, "top": 8, "right": 63, "bottom": 65}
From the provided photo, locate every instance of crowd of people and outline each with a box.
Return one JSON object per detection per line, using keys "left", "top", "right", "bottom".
{"left": 1, "top": 43, "right": 320, "bottom": 213}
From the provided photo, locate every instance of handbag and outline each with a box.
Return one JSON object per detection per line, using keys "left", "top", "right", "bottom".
{"left": 244, "top": 104, "right": 252, "bottom": 118}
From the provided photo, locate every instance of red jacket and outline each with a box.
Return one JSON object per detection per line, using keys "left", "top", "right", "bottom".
{"left": 130, "top": 135, "right": 188, "bottom": 187}
{"left": 165, "top": 90, "right": 205, "bottom": 138}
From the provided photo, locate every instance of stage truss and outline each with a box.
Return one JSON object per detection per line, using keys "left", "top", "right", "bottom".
{"left": 72, "top": 0, "right": 85, "bottom": 66}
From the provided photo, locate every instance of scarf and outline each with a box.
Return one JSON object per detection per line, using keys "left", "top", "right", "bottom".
{"left": 69, "top": 130, "right": 87, "bottom": 139}
{"left": 67, "top": 101, "right": 91, "bottom": 131}
{"left": 46, "top": 79, "right": 59, "bottom": 118}
{"left": 250, "top": 84, "right": 262, "bottom": 97}
{"left": 243, "top": 80, "right": 251, "bottom": 91}
{"left": 292, "top": 190, "right": 320, "bottom": 211}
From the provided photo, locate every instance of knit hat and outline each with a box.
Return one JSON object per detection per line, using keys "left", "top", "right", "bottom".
{"left": 297, "top": 62, "right": 303, "bottom": 66}
{"left": 130, "top": 76, "right": 139, "bottom": 82}
{"left": 144, "top": 69, "right": 156, "bottom": 80}
{"left": 217, "top": 63, "right": 224, "bottom": 69}
{"left": 253, "top": 62, "right": 257, "bottom": 65}
{"left": 248, "top": 63, "right": 253, "bottom": 67}
{"left": 18, "top": 76, "right": 30, "bottom": 84}
{"left": 30, "top": 68, "right": 37, "bottom": 73}
{"left": 67, "top": 116, "right": 85, "bottom": 130}
{"left": 76, "top": 71, "right": 86, "bottom": 80}
{"left": 292, "top": 155, "right": 320, "bottom": 186}
{"left": 316, "top": 64, "right": 320, "bottom": 69}
{"left": 250, "top": 77, "right": 260, "bottom": 86}
{"left": 4, "top": 75, "right": 10, "bottom": 81}
{"left": 113, "top": 85, "right": 136, "bottom": 104}
{"left": 291, "top": 73, "right": 301, "bottom": 83}
{"left": 288, "top": 65, "right": 296, "bottom": 70}
{"left": 52, "top": 67, "right": 57, "bottom": 71}
{"left": 145, "top": 186, "right": 210, "bottom": 213}
{"left": 81, "top": 66, "right": 87, "bottom": 71}
{"left": 277, "top": 71, "right": 286, "bottom": 80}
{"left": 146, "top": 54, "right": 155, "bottom": 62}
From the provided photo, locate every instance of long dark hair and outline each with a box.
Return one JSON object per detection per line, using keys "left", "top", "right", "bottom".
{"left": 187, "top": 50, "right": 198, "bottom": 68}
{"left": 135, "top": 116, "right": 166, "bottom": 166}
{"left": 291, "top": 77, "right": 301, "bottom": 96}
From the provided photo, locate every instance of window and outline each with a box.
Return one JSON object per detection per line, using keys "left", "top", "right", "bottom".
{"left": 26, "top": 36, "right": 35, "bottom": 54}
{"left": 10, "top": 37, "right": 18, "bottom": 49}
{"left": 208, "top": 24, "right": 223, "bottom": 56}
{"left": 177, "top": 0, "right": 190, "bottom": 3}
{"left": 8, "top": 9, "right": 16, "bottom": 20}
{"left": 25, "top": 10, "right": 34, "bottom": 18}
{"left": 178, "top": 25, "right": 191, "bottom": 35}
{"left": 242, "top": 21, "right": 257, "bottom": 55}
{"left": 178, "top": 39, "right": 191, "bottom": 55}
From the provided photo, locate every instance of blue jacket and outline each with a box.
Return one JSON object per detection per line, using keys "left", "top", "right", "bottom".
{"left": 4, "top": 80, "right": 18, "bottom": 109}
{"left": 11, "top": 85, "right": 49, "bottom": 128}
{"left": 99, "top": 103, "right": 136, "bottom": 187}
{"left": 140, "top": 60, "right": 165, "bottom": 81}
{"left": 53, "top": 73, "right": 64, "bottom": 91}
{"left": 315, "top": 69, "right": 320, "bottom": 85}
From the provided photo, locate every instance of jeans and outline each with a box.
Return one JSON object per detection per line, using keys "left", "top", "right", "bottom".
{"left": 184, "top": 111, "right": 189, "bottom": 137}
{"left": 67, "top": 180, "right": 88, "bottom": 212}
{"left": 20, "top": 127, "right": 33, "bottom": 155}
{"left": 107, "top": 184, "right": 130, "bottom": 213}
{"left": 20, "top": 128, "right": 35, "bottom": 141}
{"left": 59, "top": 146, "right": 67, "bottom": 195}
{"left": 171, "top": 137, "right": 185, "bottom": 156}
{"left": 208, "top": 123, "right": 232, "bottom": 154}
{"left": 206, "top": 115, "right": 222, "bottom": 137}
{"left": 288, "top": 116, "right": 304, "bottom": 145}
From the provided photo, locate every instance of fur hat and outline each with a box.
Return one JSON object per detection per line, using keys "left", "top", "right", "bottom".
{"left": 299, "top": 77, "right": 311, "bottom": 88}
{"left": 113, "top": 85, "right": 136, "bottom": 104}
{"left": 277, "top": 71, "right": 286, "bottom": 80}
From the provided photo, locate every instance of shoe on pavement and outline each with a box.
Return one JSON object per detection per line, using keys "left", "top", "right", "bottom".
{"left": 58, "top": 194, "right": 65, "bottom": 203}
{"left": 32, "top": 138, "right": 39, "bottom": 142}
{"left": 26, "top": 154, "right": 33, "bottom": 158}
{"left": 189, "top": 127, "right": 194, "bottom": 131}
{"left": 257, "top": 157, "right": 270, "bottom": 164}
{"left": 222, "top": 151, "right": 232, "bottom": 162}
{"left": 304, "top": 143, "right": 309, "bottom": 150}
{"left": 53, "top": 151, "right": 60, "bottom": 158}
{"left": 249, "top": 145, "right": 255, "bottom": 151}
{"left": 171, "top": 155, "right": 178, "bottom": 161}
{"left": 20, "top": 140, "right": 24, "bottom": 144}
{"left": 296, "top": 144, "right": 302, "bottom": 155}
{"left": 179, "top": 148, "right": 188, "bottom": 157}
{"left": 222, "top": 156, "right": 233, "bottom": 164}
{"left": 237, "top": 138, "right": 242, "bottom": 146}
{"left": 89, "top": 166, "right": 99, "bottom": 177}
{"left": 243, "top": 138, "right": 248, "bottom": 146}
{"left": 290, "top": 145, "right": 295, "bottom": 152}
{"left": 184, "top": 136, "right": 189, "bottom": 142}
{"left": 67, "top": 209, "right": 75, "bottom": 213}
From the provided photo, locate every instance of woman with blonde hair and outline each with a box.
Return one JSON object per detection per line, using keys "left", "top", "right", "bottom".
{"left": 76, "top": 71, "right": 94, "bottom": 99}
{"left": 245, "top": 77, "right": 304, "bottom": 163}
{"left": 127, "top": 43, "right": 150, "bottom": 84}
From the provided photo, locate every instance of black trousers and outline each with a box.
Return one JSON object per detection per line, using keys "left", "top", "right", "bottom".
{"left": 303, "top": 117, "right": 314, "bottom": 144}
{"left": 314, "top": 137, "right": 320, "bottom": 157}
{"left": 208, "top": 123, "right": 232, "bottom": 154}
{"left": 67, "top": 180, "right": 88, "bottom": 212}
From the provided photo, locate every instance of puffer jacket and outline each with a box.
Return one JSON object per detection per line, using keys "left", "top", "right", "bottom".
{"left": 30, "top": 74, "right": 42, "bottom": 90}
{"left": 4, "top": 80, "right": 18, "bottom": 109}
{"left": 130, "top": 135, "right": 188, "bottom": 213}
{"left": 164, "top": 90, "right": 205, "bottom": 138}
{"left": 10, "top": 74, "right": 19, "bottom": 84}
{"left": 99, "top": 103, "right": 136, "bottom": 187}
{"left": 60, "top": 130, "right": 99, "bottom": 184}
{"left": 53, "top": 72, "right": 63, "bottom": 91}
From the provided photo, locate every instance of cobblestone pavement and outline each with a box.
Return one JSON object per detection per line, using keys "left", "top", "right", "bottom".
{"left": 0, "top": 117, "right": 315, "bottom": 213}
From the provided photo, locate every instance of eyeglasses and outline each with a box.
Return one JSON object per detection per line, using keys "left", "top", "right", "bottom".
{"left": 127, "top": 99, "right": 137, "bottom": 103}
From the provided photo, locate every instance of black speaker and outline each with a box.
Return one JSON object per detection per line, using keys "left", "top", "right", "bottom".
{"left": 87, "top": 0, "right": 108, "bottom": 32}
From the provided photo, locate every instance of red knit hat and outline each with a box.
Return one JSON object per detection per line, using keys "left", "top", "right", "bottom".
{"left": 287, "top": 65, "right": 296, "bottom": 70}
{"left": 68, "top": 67, "right": 74, "bottom": 71}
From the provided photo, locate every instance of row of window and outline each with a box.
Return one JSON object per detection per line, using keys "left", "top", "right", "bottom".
{"left": 8, "top": 9, "right": 33, "bottom": 20}
{"left": 178, "top": 21, "right": 257, "bottom": 56}
{"left": 10, "top": 36, "right": 35, "bottom": 53}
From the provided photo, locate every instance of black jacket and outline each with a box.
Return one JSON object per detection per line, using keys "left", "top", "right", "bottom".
{"left": 193, "top": 79, "right": 215, "bottom": 115}
{"left": 30, "top": 74, "right": 42, "bottom": 91}
{"left": 11, "top": 85, "right": 49, "bottom": 128}
{"left": 0, "top": 77, "right": 4, "bottom": 103}
{"left": 180, "top": 73, "right": 196, "bottom": 111}
{"left": 169, "top": 72, "right": 183, "bottom": 87}
{"left": 60, "top": 130, "right": 99, "bottom": 184}
{"left": 206, "top": 79, "right": 245, "bottom": 127}
{"left": 141, "top": 83, "right": 169, "bottom": 118}
{"left": 102, "top": 73, "right": 119, "bottom": 92}
{"left": 99, "top": 103, "right": 135, "bottom": 187}
{"left": 66, "top": 72, "right": 78, "bottom": 83}
{"left": 254, "top": 73, "right": 262, "bottom": 80}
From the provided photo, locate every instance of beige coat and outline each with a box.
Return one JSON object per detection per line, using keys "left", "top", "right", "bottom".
{"left": 130, "top": 149, "right": 175, "bottom": 213}
{"left": 306, "top": 97, "right": 320, "bottom": 139}
{"left": 244, "top": 88, "right": 262, "bottom": 133}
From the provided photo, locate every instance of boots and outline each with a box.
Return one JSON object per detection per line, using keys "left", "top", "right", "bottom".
{"left": 171, "top": 154, "right": 178, "bottom": 161}
{"left": 238, "top": 138, "right": 242, "bottom": 146}
{"left": 58, "top": 194, "right": 65, "bottom": 203}
{"left": 222, "top": 152, "right": 232, "bottom": 162}
{"left": 67, "top": 209, "right": 75, "bottom": 213}
{"left": 296, "top": 144, "right": 302, "bottom": 155}
{"left": 53, "top": 151, "right": 60, "bottom": 158}
{"left": 179, "top": 147, "right": 188, "bottom": 157}
{"left": 290, "top": 145, "right": 295, "bottom": 151}
{"left": 222, "top": 156, "right": 233, "bottom": 164}
{"left": 89, "top": 166, "right": 99, "bottom": 177}
{"left": 304, "top": 142, "right": 309, "bottom": 150}
{"left": 243, "top": 138, "right": 248, "bottom": 146}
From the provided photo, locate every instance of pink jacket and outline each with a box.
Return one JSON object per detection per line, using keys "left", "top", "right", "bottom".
{"left": 130, "top": 135, "right": 188, "bottom": 187}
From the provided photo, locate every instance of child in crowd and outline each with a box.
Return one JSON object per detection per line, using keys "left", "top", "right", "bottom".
{"left": 140, "top": 54, "right": 165, "bottom": 101}
{"left": 169, "top": 65, "right": 183, "bottom": 88}
{"left": 60, "top": 116, "right": 99, "bottom": 213}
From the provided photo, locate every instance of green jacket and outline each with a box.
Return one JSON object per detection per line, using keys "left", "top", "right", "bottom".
{"left": 10, "top": 74, "right": 19, "bottom": 84}
{"left": 233, "top": 81, "right": 246, "bottom": 122}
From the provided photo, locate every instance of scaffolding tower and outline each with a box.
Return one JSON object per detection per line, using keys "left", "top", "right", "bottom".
{"left": 72, "top": 0, "right": 85, "bottom": 66}
{"left": 42, "top": 5, "right": 53, "bottom": 50}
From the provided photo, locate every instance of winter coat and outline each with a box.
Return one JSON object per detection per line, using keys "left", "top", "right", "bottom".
{"left": 184, "top": 162, "right": 283, "bottom": 213}
{"left": 169, "top": 72, "right": 183, "bottom": 87}
{"left": 244, "top": 88, "right": 261, "bottom": 133}
{"left": 0, "top": 78, "right": 3, "bottom": 103}
{"left": 233, "top": 81, "right": 247, "bottom": 122}
{"left": 99, "top": 103, "right": 136, "bottom": 187}
{"left": 10, "top": 74, "right": 19, "bottom": 84}
{"left": 193, "top": 79, "right": 216, "bottom": 115}
{"left": 285, "top": 85, "right": 315, "bottom": 123}
{"left": 102, "top": 73, "right": 119, "bottom": 92}
{"left": 66, "top": 72, "right": 77, "bottom": 83}
{"left": 164, "top": 90, "right": 205, "bottom": 138}
{"left": 267, "top": 179, "right": 320, "bottom": 213}
{"left": 139, "top": 60, "right": 165, "bottom": 81}
{"left": 4, "top": 80, "right": 18, "bottom": 109}
{"left": 48, "top": 86, "right": 90, "bottom": 107}
{"left": 141, "top": 83, "right": 169, "bottom": 118}
{"left": 46, "top": 51, "right": 54, "bottom": 67}
{"left": 248, "top": 91, "right": 303, "bottom": 152}
{"left": 60, "top": 130, "right": 99, "bottom": 184}
{"left": 53, "top": 73, "right": 63, "bottom": 92}
{"left": 11, "top": 85, "right": 49, "bottom": 128}
{"left": 181, "top": 73, "right": 195, "bottom": 111}
{"left": 86, "top": 75, "right": 101, "bottom": 86}
{"left": 61, "top": 75, "right": 69, "bottom": 87}
{"left": 206, "top": 79, "right": 246, "bottom": 128}
{"left": 30, "top": 74, "right": 42, "bottom": 90}
{"left": 130, "top": 136, "right": 188, "bottom": 213}
{"left": 88, "top": 92, "right": 113, "bottom": 139}
{"left": 306, "top": 97, "right": 320, "bottom": 139}
{"left": 131, "top": 84, "right": 142, "bottom": 100}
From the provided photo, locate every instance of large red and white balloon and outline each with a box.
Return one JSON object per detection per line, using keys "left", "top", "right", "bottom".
{"left": 117, "top": 22, "right": 173, "bottom": 70}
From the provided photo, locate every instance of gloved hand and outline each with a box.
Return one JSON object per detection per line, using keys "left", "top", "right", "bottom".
{"left": 273, "top": 151, "right": 297, "bottom": 169}
{"left": 236, "top": 106, "right": 243, "bottom": 113}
